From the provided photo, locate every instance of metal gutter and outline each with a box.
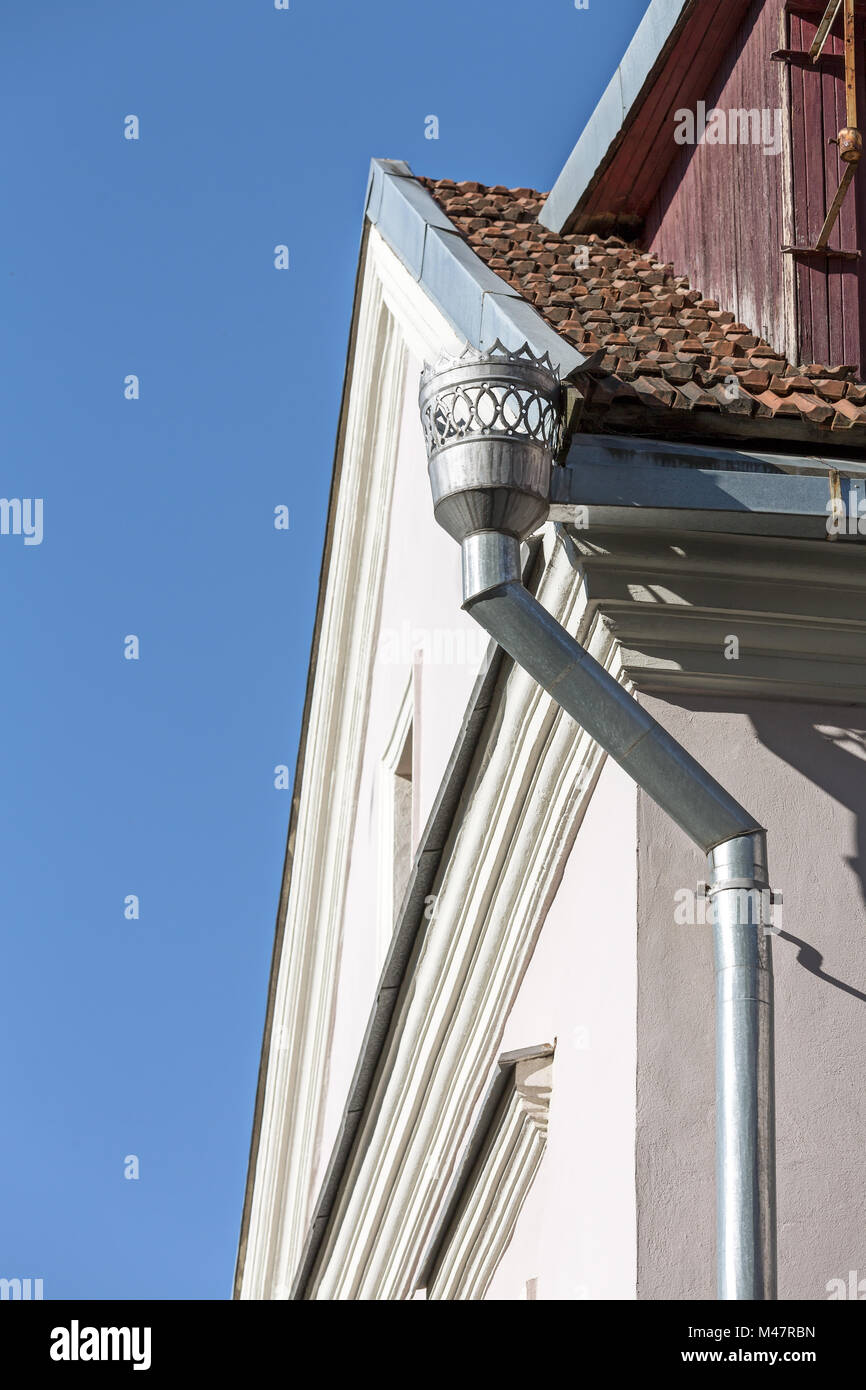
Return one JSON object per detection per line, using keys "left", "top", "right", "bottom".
{"left": 561, "top": 431, "right": 866, "bottom": 478}
{"left": 365, "top": 159, "right": 589, "bottom": 380}
{"left": 289, "top": 634, "right": 510, "bottom": 1300}
{"left": 549, "top": 442, "right": 866, "bottom": 539}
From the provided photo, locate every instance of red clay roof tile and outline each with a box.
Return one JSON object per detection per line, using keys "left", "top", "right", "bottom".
{"left": 420, "top": 175, "right": 866, "bottom": 439}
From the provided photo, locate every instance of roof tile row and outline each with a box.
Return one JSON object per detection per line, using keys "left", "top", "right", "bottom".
{"left": 420, "top": 177, "right": 866, "bottom": 436}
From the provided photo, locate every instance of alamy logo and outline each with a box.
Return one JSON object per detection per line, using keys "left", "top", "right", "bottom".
{"left": 50, "top": 1321, "right": 152, "bottom": 1372}
{"left": 827, "top": 482, "right": 866, "bottom": 536}
{"left": 827, "top": 1271, "right": 866, "bottom": 1299}
{"left": 378, "top": 621, "right": 488, "bottom": 668}
{"left": 0, "top": 498, "right": 42, "bottom": 546}
{"left": 674, "top": 101, "right": 782, "bottom": 157}
{"left": 674, "top": 882, "right": 781, "bottom": 933}
{"left": 0, "top": 1277, "right": 43, "bottom": 1299}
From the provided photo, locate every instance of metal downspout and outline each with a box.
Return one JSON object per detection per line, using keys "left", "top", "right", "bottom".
{"left": 419, "top": 345, "right": 777, "bottom": 1300}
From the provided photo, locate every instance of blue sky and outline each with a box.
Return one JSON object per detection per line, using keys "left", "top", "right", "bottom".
{"left": 0, "top": 0, "right": 652, "bottom": 1300}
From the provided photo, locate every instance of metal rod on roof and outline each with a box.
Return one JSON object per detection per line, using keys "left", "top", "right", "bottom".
{"left": 844, "top": 0, "right": 858, "bottom": 130}
{"left": 816, "top": 163, "right": 858, "bottom": 248}
{"left": 814, "top": 0, "right": 861, "bottom": 250}
{"left": 810, "top": 0, "right": 843, "bottom": 62}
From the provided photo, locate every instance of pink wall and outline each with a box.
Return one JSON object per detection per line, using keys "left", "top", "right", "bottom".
{"left": 636, "top": 695, "right": 866, "bottom": 1300}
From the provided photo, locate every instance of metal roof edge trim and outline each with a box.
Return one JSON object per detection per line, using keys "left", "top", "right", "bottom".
{"left": 540, "top": 0, "right": 693, "bottom": 233}
{"left": 365, "top": 157, "right": 589, "bottom": 379}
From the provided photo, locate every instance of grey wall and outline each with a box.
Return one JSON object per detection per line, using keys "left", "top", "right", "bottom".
{"left": 636, "top": 696, "right": 866, "bottom": 1301}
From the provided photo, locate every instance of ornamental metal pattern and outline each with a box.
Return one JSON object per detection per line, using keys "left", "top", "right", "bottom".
{"left": 419, "top": 341, "right": 562, "bottom": 460}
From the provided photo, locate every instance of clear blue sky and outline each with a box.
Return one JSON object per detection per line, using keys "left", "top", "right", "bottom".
{"left": 0, "top": 0, "right": 652, "bottom": 1300}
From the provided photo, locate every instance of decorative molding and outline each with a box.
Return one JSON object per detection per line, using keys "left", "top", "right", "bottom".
{"left": 238, "top": 232, "right": 466, "bottom": 1300}
{"left": 288, "top": 638, "right": 507, "bottom": 1301}
{"left": 376, "top": 674, "right": 414, "bottom": 968}
{"left": 306, "top": 541, "right": 618, "bottom": 1300}
{"left": 428, "top": 1050, "right": 553, "bottom": 1301}
{"left": 571, "top": 525, "right": 866, "bottom": 704}
{"left": 237, "top": 227, "right": 467, "bottom": 1301}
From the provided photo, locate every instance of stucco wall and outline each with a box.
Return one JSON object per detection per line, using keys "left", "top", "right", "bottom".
{"left": 488, "top": 755, "right": 638, "bottom": 1301}
{"left": 636, "top": 695, "right": 866, "bottom": 1301}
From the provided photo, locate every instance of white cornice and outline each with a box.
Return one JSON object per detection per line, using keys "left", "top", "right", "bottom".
{"left": 307, "top": 545, "right": 618, "bottom": 1300}
{"left": 239, "top": 232, "right": 462, "bottom": 1300}
{"left": 571, "top": 526, "right": 866, "bottom": 704}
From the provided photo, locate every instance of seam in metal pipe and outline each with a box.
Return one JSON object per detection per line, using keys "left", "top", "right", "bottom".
{"left": 462, "top": 533, "right": 759, "bottom": 855}
{"left": 419, "top": 345, "right": 777, "bottom": 1300}
{"left": 709, "top": 837, "right": 777, "bottom": 1301}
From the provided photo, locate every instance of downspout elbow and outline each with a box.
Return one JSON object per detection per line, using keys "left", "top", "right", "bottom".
{"left": 419, "top": 343, "right": 777, "bottom": 1301}
{"left": 458, "top": 531, "right": 762, "bottom": 857}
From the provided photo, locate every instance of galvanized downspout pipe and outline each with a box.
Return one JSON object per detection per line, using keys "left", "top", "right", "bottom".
{"left": 418, "top": 343, "right": 776, "bottom": 1300}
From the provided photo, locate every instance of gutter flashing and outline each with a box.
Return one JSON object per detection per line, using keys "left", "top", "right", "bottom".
{"left": 366, "top": 158, "right": 589, "bottom": 380}
{"left": 551, "top": 441, "right": 866, "bottom": 540}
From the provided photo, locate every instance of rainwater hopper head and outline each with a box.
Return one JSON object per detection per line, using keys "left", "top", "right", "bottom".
{"left": 418, "top": 341, "right": 562, "bottom": 547}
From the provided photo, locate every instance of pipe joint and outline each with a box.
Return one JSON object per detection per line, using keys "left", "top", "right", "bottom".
{"left": 461, "top": 532, "right": 522, "bottom": 605}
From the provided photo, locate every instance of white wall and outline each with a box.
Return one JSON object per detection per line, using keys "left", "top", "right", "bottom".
{"left": 488, "top": 755, "right": 638, "bottom": 1300}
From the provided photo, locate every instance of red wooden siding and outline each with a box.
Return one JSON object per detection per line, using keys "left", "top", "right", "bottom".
{"left": 788, "top": 7, "right": 864, "bottom": 371}
{"left": 585, "top": 0, "right": 754, "bottom": 230}
{"left": 583, "top": 0, "right": 756, "bottom": 230}
{"left": 644, "top": 0, "right": 866, "bottom": 374}
{"left": 644, "top": 0, "right": 792, "bottom": 364}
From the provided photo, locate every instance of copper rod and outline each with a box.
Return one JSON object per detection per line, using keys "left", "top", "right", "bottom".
{"left": 845, "top": 0, "right": 858, "bottom": 129}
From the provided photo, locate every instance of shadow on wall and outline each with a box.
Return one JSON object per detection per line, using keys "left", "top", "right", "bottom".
{"left": 750, "top": 715, "right": 866, "bottom": 1004}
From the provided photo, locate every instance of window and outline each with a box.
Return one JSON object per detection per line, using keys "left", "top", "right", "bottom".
{"left": 377, "top": 678, "right": 416, "bottom": 963}
{"left": 423, "top": 1045, "right": 554, "bottom": 1301}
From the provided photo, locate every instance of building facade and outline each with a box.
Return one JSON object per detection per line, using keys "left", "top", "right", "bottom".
{"left": 236, "top": 0, "right": 866, "bottom": 1300}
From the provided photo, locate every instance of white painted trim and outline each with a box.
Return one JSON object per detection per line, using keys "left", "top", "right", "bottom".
{"left": 429, "top": 1053, "right": 553, "bottom": 1301}
{"left": 308, "top": 541, "right": 623, "bottom": 1299}
{"left": 369, "top": 226, "right": 464, "bottom": 365}
{"left": 239, "top": 233, "right": 463, "bottom": 1300}
{"left": 376, "top": 675, "right": 414, "bottom": 967}
{"left": 570, "top": 526, "right": 866, "bottom": 704}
